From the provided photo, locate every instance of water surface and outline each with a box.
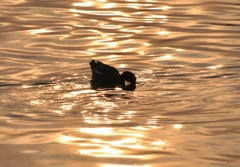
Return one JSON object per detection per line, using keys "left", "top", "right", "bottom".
{"left": 1, "top": 0, "right": 240, "bottom": 167}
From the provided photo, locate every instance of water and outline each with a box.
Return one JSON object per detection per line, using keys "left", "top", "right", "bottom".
{"left": 1, "top": 0, "right": 240, "bottom": 166}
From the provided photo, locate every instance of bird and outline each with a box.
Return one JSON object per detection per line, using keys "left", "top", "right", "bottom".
{"left": 89, "top": 59, "right": 136, "bottom": 91}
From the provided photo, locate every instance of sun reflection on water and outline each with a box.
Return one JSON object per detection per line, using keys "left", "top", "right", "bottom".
{"left": 28, "top": 28, "right": 52, "bottom": 34}
{"left": 59, "top": 104, "right": 73, "bottom": 110}
{"left": 55, "top": 84, "right": 168, "bottom": 162}
{"left": 53, "top": 110, "right": 65, "bottom": 116}
{"left": 102, "top": 165, "right": 151, "bottom": 167}
{"left": 101, "top": 3, "right": 116, "bottom": 8}
{"left": 157, "top": 30, "right": 170, "bottom": 36}
{"left": 68, "top": 0, "right": 171, "bottom": 64}
{"left": 24, "top": 1, "right": 175, "bottom": 165}
{"left": 79, "top": 145, "right": 123, "bottom": 157}
{"left": 174, "top": 124, "right": 183, "bottom": 130}
{"left": 59, "top": 125, "right": 166, "bottom": 160}
{"left": 79, "top": 127, "right": 113, "bottom": 135}
{"left": 207, "top": 65, "right": 222, "bottom": 70}
{"left": 72, "top": 2, "right": 94, "bottom": 7}
{"left": 30, "top": 100, "right": 43, "bottom": 105}
{"left": 59, "top": 135, "right": 85, "bottom": 144}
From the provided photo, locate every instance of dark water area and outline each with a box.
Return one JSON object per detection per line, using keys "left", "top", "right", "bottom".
{"left": 1, "top": 0, "right": 240, "bottom": 167}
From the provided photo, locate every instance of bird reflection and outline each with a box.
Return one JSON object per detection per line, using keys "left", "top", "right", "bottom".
{"left": 89, "top": 59, "right": 136, "bottom": 91}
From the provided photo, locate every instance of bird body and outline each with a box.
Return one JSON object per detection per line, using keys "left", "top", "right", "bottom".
{"left": 89, "top": 59, "right": 136, "bottom": 91}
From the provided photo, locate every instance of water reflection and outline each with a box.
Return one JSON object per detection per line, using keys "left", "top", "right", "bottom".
{"left": 55, "top": 85, "right": 168, "bottom": 162}
{"left": 69, "top": 0, "right": 170, "bottom": 61}
{"left": 29, "top": 28, "right": 52, "bottom": 35}
{"left": 59, "top": 125, "right": 167, "bottom": 159}
{"left": 174, "top": 124, "right": 183, "bottom": 130}
{"left": 102, "top": 165, "right": 151, "bottom": 167}
{"left": 2, "top": 0, "right": 240, "bottom": 166}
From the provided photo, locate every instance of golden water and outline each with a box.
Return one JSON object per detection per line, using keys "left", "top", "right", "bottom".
{"left": 1, "top": 0, "right": 240, "bottom": 166}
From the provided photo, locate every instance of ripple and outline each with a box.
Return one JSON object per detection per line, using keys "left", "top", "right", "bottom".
{"left": 1, "top": 0, "right": 240, "bottom": 167}
{"left": 6, "top": 120, "right": 52, "bottom": 125}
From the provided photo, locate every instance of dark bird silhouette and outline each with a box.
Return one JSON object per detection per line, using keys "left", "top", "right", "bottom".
{"left": 89, "top": 59, "right": 136, "bottom": 91}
